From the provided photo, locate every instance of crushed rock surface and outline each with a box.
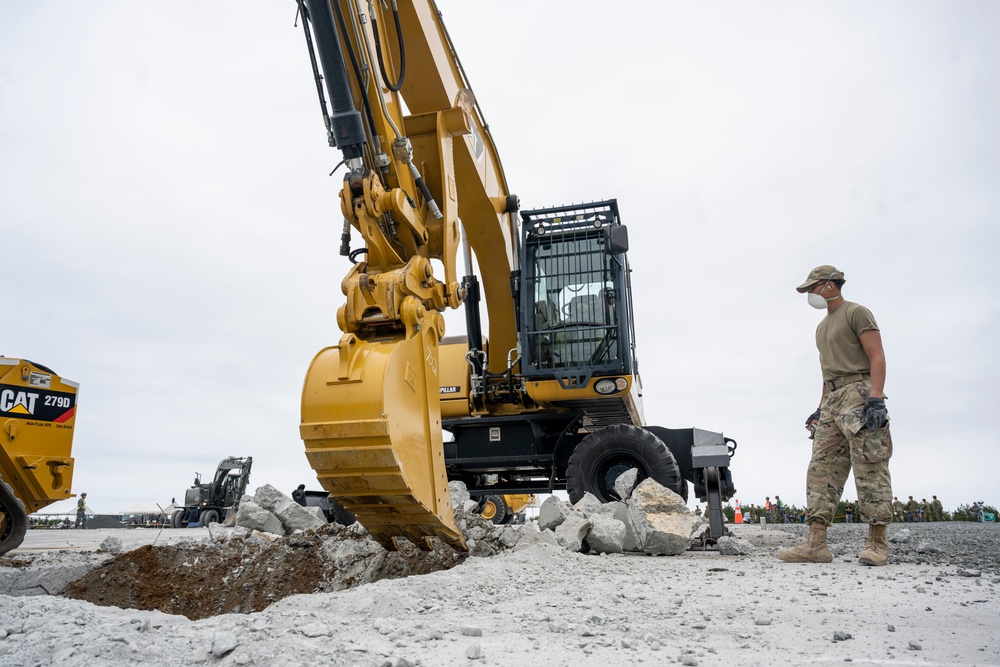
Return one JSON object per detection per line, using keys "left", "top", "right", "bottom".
{"left": 752, "top": 521, "right": 1000, "bottom": 572}
{"left": 58, "top": 509, "right": 506, "bottom": 621}
{"left": 1, "top": 524, "right": 998, "bottom": 666}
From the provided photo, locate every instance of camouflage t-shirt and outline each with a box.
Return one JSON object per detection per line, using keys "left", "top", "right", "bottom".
{"left": 815, "top": 301, "right": 879, "bottom": 380}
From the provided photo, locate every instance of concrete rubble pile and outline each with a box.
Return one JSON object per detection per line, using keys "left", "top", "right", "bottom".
{"left": 232, "top": 483, "right": 328, "bottom": 540}
{"left": 509, "top": 470, "right": 709, "bottom": 556}
{"left": 2, "top": 475, "right": 735, "bottom": 616}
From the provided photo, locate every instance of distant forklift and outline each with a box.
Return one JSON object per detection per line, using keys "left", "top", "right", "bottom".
{"left": 171, "top": 456, "right": 252, "bottom": 527}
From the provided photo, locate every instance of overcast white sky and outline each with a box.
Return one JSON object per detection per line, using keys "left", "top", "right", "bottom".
{"left": 2, "top": 1, "right": 997, "bottom": 517}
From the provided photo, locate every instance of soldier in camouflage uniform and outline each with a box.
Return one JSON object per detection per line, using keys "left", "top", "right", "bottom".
{"left": 779, "top": 266, "right": 894, "bottom": 566}
{"left": 932, "top": 495, "right": 944, "bottom": 521}
{"left": 892, "top": 496, "right": 904, "bottom": 522}
{"left": 906, "top": 496, "right": 918, "bottom": 522}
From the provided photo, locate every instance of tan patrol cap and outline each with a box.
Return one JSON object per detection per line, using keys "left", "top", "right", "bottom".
{"left": 795, "top": 265, "right": 845, "bottom": 293}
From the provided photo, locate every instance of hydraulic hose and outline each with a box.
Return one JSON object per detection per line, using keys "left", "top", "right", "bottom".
{"left": 371, "top": 1, "right": 406, "bottom": 92}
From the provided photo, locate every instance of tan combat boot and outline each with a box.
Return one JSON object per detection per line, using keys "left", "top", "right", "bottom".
{"left": 777, "top": 522, "right": 833, "bottom": 563}
{"left": 858, "top": 524, "right": 889, "bottom": 566}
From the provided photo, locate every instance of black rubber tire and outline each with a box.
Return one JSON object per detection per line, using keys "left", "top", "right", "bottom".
{"left": 480, "top": 495, "right": 508, "bottom": 525}
{"left": 171, "top": 509, "right": 185, "bottom": 528}
{"left": 200, "top": 509, "right": 220, "bottom": 526}
{"left": 566, "top": 424, "right": 681, "bottom": 503}
{"left": 0, "top": 476, "right": 28, "bottom": 556}
{"left": 676, "top": 476, "right": 690, "bottom": 503}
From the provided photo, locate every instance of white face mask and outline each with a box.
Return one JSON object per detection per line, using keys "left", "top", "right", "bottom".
{"left": 807, "top": 272, "right": 837, "bottom": 309}
{"left": 807, "top": 292, "right": 829, "bottom": 309}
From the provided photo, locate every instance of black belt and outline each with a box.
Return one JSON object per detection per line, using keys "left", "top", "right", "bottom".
{"left": 824, "top": 373, "right": 870, "bottom": 392}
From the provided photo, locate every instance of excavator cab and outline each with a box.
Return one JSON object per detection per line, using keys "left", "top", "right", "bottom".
{"left": 520, "top": 201, "right": 634, "bottom": 382}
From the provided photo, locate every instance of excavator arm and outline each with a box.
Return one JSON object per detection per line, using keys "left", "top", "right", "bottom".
{"left": 296, "top": 0, "right": 519, "bottom": 550}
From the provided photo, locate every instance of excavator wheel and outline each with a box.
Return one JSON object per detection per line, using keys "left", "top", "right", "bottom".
{"left": 676, "top": 477, "right": 690, "bottom": 503}
{"left": 480, "top": 495, "right": 508, "bottom": 525}
{"left": 200, "top": 509, "right": 220, "bottom": 526}
{"left": 566, "top": 424, "right": 682, "bottom": 504}
{"left": 171, "top": 509, "right": 185, "bottom": 528}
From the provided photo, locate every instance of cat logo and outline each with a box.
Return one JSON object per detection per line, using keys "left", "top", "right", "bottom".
{"left": 0, "top": 389, "right": 39, "bottom": 415}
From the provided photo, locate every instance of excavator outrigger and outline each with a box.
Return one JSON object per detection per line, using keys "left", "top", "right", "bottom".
{"left": 0, "top": 358, "right": 78, "bottom": 555}
{"left": 295, "top": 0, "right": 736, "bottom": 551}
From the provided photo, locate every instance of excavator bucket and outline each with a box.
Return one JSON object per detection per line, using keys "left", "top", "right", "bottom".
{"left": 1, "top": 358, "right": 78, "bottom": 555}
{"left": 300, "top": 317, "right": 466, "bottom": 552}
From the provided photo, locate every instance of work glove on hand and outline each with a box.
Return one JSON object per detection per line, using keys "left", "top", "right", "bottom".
{"left": 804, "top": 409, "right": 821, "bottom": 429}
{"left": 863, "top": 397, "right": 888, "bottom": 430}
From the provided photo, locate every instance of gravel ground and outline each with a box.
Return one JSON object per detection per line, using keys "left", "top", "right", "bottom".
{"left": 0, "top": 522, "right": 998, "bottom": 666}
{"left": 755, "top": 521, "right": 1000, "bottom": 572}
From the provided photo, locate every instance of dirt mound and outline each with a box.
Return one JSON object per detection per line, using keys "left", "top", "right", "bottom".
{"left": 63, "top": 514, "right": 510, "bottom": 620}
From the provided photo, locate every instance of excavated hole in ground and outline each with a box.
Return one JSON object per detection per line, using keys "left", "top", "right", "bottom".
{"left": 62, "top": 516, "right": 505, "bottom": 621}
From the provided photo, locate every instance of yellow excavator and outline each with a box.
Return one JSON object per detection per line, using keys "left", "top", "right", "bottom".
{"left": 296, "top": 1, "right": 737, "bottom": 551}
{"left": 0, "top": 358, "right": 79, "bottom": 555}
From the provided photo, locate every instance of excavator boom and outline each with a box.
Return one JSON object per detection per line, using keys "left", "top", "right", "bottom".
{"left": 296, "top": 0, "right": 523, "bottom": 551}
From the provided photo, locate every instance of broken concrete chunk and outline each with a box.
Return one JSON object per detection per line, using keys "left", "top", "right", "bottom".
{"left": 230, "top": 525, "right": 251, "bottom": 539}
{"left": 207, "top": 523, "right": 230, "bottom": 543}
{"left": 538, "top": 496, "right": 573, "bottom": 531}
{"left": 276, "top": 500, "right": 326, "bottom": 534}
{"left": 303, "top": 506, "right": 327, "bottom": 523}
{"left": 588, "top": 500, "right": 625, "bottom": 520}
{"left": 627, "top": 478, "right": 703, "bottom": 555}
{"left": 613, "top": 468, "right": 639, "bottom": 501}
{"left": 97, "top": 536, "right": 122, "bottom": 554}
{"left": 555, "top": 514, "right": 592, "bottom": 552}
{"left": 253, "top": 484, "right": 293, "bottom": 516}
{"left": 612, "top": 502, "right": 638, "bottom": 552}
{"left": 250, "top": 530, "right": 282, "bottom": 543}
{"left": 236, "top": 500, "right": 285, "bottom": 536}
{"left": 513, "top": 526, "right": 560, "bottom": 550}
{"left": 585, "top": 516, "right": 626, "bottom": 554}
{"left": 497, "top": 526, "right": 521, "bottom": 548}
{"left": 717, "top": 535, "right": 754, "bottom": 556}
{"left": 449, "top": 481, "right": 471, "bottom": 510}
{"left": 572, "top": 492, "right": 604, "bottom": 519}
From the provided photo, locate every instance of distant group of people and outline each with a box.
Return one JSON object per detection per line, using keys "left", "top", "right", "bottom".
{"left": 692, "top": 495, "right": 794, "bottom": 524}
{"left": 740, "top": 496, "right": 791, "bottom": 524}
{"left": 891, "top": 495, "right": 944, "bottom": 522}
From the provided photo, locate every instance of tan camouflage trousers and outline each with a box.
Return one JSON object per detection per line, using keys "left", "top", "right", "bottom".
{"left": 806, "top": 381, "right": 893, "bottom": 525}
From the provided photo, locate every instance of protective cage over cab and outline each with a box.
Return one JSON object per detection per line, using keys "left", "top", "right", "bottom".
{"left": 519, "top": 200, "right": 636, "bottom": 385}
